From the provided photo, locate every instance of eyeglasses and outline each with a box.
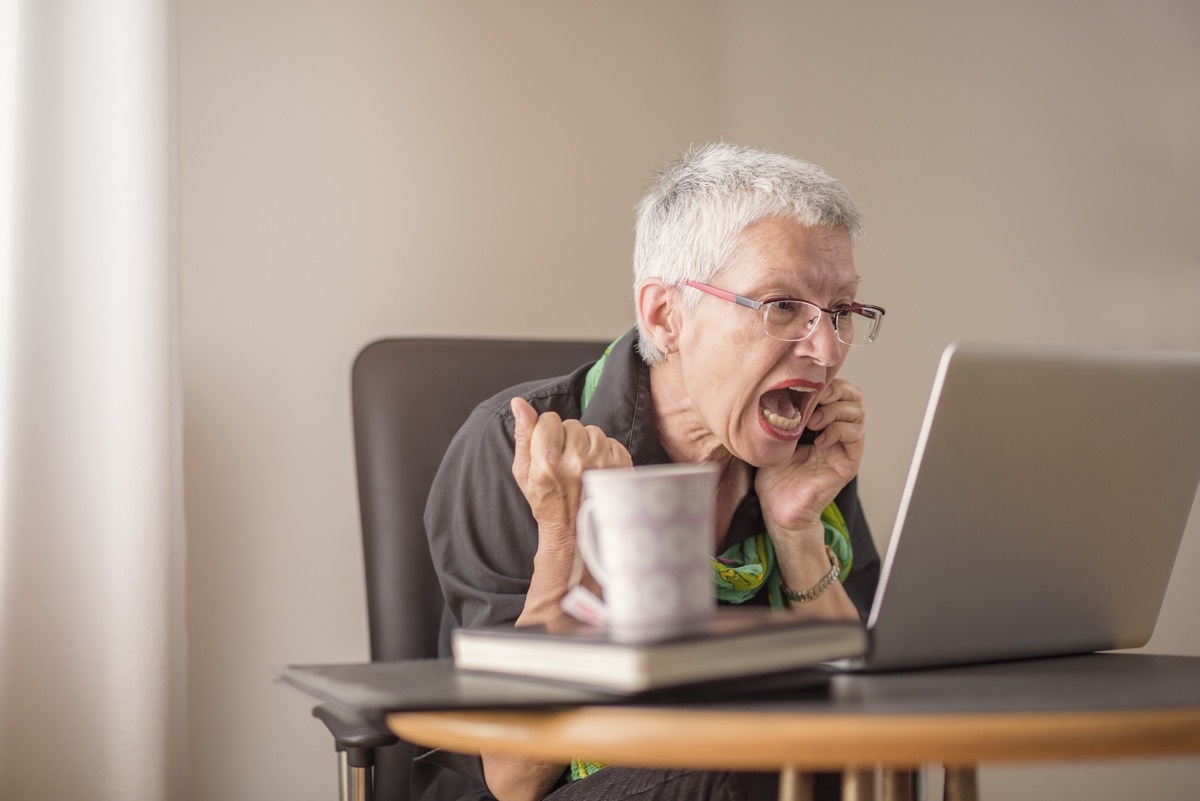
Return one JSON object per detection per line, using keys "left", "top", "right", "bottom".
{"left": 684, "top": 280, "right": 886, "bottom": 347}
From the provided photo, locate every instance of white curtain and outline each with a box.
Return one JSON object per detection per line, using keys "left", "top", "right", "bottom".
{"left": 0, "top": 1, "right": 186, "bottom": 799}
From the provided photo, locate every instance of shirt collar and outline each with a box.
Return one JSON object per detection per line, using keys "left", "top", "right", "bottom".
{"left": 579, "top": 328, "right": 672, "bottom": 466}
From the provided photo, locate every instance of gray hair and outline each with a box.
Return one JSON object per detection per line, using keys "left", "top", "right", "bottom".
{"left": 632, "top": 143, "right": 863, "bottom": 364}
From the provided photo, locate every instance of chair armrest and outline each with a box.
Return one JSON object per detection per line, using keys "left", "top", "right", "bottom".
{"left": 312, "top": 704, "right": 400, "bottom": 752}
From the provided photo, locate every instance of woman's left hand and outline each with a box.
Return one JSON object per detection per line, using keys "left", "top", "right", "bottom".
{"left": 755, "top": 378, "right": 865, "bottom": 544}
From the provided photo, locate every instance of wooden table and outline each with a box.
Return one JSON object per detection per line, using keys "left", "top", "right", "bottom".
{"left": 388, "top": 653, "right": 1200, "bottom": 801}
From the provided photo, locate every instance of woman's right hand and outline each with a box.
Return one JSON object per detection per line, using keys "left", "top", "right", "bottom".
{"left": 494, "top": 400, "right": 631, "bottom": 798}
{"left": 491, "top": 399, "right": 630, "bottom": 800}
{"left": 509, "top": 396, "right": 631, "bottom": 626}
{"left": 509, "top": 396, "right": 632, "bottom": 549}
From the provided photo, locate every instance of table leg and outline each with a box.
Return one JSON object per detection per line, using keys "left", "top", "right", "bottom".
{"left": 881, "top": 768, "right": 915, "bottom": 801}
{"left": 842, "top": 767, "right": 876, "bottom": 801}
{"left": 943, "top": 765, "right": 978, "bottom": 801}
{"left": 778, "top": 766, "right": 814, "bottom": 801}
{"left": 337, "top": 750, "right": 373, "bottom": 801}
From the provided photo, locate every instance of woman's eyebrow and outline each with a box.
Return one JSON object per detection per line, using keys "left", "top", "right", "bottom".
{"left": 749, "top": 269, "right": 861, "bottom": 298}
{"left": 798, "top": 275, "right": 861, "bottom": 298}
{"left": 838, "top": 276, "right": 863, "bottom": 293}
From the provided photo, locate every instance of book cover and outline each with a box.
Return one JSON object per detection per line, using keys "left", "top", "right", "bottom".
{"left": 452, "top": 607, "right": 868, "bottom": 693}
{"left": 276, "top": 658, "right": 620, "bottom": 720}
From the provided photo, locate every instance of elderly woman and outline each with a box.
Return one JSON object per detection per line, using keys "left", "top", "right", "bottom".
{"left": 422, "top": 143, "right": 884, "bottom": 801}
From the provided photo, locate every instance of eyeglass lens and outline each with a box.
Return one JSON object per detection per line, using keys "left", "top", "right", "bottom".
{"left": 763, "top": 301, "right": 881, "bottom": 346}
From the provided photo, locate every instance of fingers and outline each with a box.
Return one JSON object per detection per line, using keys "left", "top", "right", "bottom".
{"left": 588, "top": 424, "right": 633, "bottom": 468}
{"left": 805, "top": 379, "right": 865, "bottom": 448}
{"left": 510, "top": 397, "right": 631, "bottom": 486}
{"left": 821, "top": 378, "right": 864, "bottom": 405}
{"left": 542, "top": 419, "right": 630, "bottom": 472}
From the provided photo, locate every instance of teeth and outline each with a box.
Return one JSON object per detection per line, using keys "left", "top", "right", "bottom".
{"left": 761, "top": 405, "right": 804, "bottom": 430}
{"left": 761, "top": 385, "right": 814, "bottom": 431}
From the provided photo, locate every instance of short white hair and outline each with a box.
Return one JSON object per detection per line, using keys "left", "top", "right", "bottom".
{"left": 633, "top": 143, "right": 863, "bottom": 364}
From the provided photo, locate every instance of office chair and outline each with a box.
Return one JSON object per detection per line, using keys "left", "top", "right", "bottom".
{"left": 315, "top": 337, "right": 607, "bottom": 801}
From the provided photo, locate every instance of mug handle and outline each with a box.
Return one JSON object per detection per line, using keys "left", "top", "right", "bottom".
{"left": 575, "top": 496, "right": 608, "bottom": 588}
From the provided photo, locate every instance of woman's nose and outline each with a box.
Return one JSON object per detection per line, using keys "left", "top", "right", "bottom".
{"left": 791, "top": 314, "right": 844, "bottom": 365}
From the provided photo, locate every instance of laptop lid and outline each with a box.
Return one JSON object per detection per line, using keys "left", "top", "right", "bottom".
{"left": 861, "top": 342, "right": 1200, "bottom": 671}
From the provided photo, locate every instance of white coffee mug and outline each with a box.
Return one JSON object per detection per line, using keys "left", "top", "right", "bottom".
{"left": 575, "top": 462, "right": 718, "bottom": 642}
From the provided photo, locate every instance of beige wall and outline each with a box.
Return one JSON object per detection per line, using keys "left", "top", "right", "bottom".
{"left": 180, "top": 2, "right": 1200, "bottom": 799}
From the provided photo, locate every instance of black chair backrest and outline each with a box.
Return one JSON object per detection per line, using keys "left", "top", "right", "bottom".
{"left": 350, "top": 337, "right": 607, "bottom": 798}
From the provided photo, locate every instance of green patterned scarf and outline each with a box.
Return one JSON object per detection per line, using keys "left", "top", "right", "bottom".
{"left": 712, "top": 502, "right": 853, "bottom": 609}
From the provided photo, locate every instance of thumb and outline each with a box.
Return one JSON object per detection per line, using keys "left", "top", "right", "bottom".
{"left": 509, "top": 397, "right": 537, "bottom": 477}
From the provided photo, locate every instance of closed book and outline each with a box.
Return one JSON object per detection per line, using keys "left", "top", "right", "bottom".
{"left": 452, "top": 607, "right": 868, "bottom": 693}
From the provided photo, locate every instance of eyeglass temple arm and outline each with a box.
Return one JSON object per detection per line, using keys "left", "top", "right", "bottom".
{"left": 685, "top": 280, "right": 885, "bottom": 317}
{"left": 683, "top": 280, "right": 763, "bottom": 310}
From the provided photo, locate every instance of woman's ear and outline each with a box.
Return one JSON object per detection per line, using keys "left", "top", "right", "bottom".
{"left": 636, "top": 279, "right": 680, "bottom": 355}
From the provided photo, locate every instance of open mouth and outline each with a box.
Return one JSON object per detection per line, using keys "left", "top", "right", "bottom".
{"left": 758, "top": 384, "right": 820, "bottom": 439}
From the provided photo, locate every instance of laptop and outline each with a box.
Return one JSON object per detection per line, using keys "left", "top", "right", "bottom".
{"left": 839, "top": 341, "right": 1200, "bottom": 672}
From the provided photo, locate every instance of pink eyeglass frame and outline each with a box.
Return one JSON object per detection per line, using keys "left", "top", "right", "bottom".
{"left": 682, "top": 279, "right": 886, "bottom": 344}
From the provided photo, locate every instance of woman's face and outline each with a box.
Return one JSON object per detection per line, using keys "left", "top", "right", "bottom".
{"left": 673, "top": 217, "right": 859, "bottom": 468}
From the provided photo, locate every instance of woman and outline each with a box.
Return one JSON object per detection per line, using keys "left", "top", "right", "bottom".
{"left": 422, "top": 143, "right": 885, "bottom": 801}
